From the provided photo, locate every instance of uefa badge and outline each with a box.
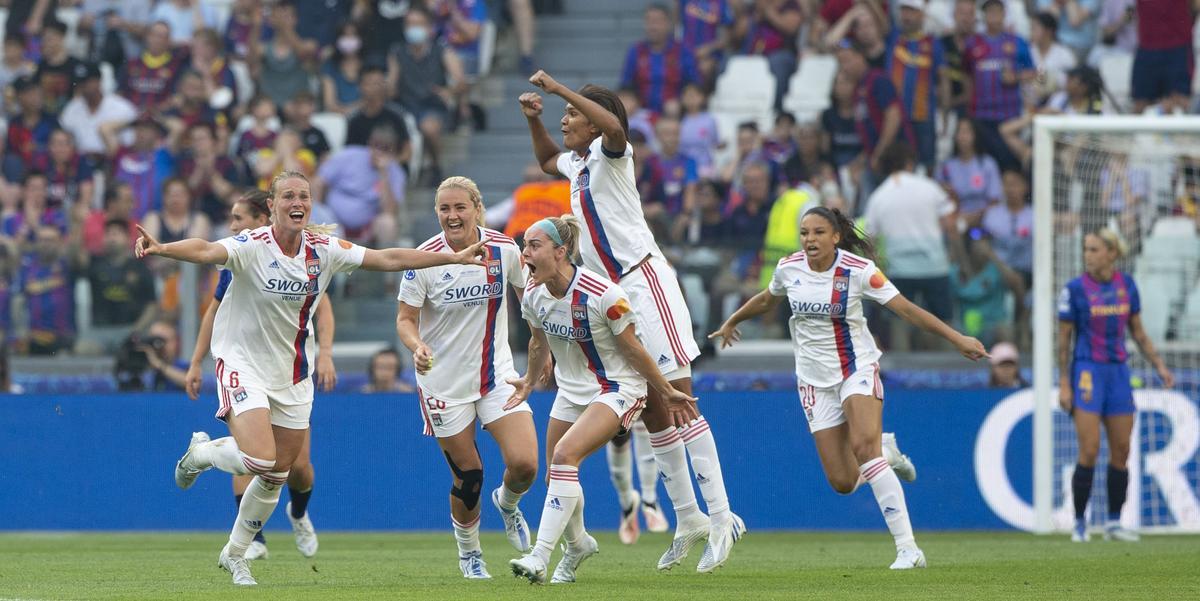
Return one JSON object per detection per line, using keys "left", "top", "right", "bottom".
{"left": 306, "top": 258, "right": 321, "bottom": 276}
{"left": 833, "top": 276, "right": 849, "bottom": 292}
{"left": 487, "top": 260, "right": 501, "bottom": 276}
{"left": 572, "top": 304, "right": 587, "bottom": 322}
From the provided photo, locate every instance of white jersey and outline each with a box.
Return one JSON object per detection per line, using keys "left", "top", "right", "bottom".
{"left": 398, "top": 227, "right": 525, "bottom": 404}
{"left": 557, "top": 137, "right": 664, "bottom": 282}
{"left": 521, "top": 266, "right": 647, "bottom": 402}
{"left": 768, "top": 249, "right": 900, "bottom": 388}
{"left": 212, "top": 225, "right": 365, "bottom": 389}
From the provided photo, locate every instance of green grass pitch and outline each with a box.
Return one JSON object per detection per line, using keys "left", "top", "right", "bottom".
{"left": 1, "top": 531, "right": 1197, "bottom": 600}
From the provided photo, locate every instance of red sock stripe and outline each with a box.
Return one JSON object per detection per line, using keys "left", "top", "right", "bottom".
{"left": 549, "top": 470, "right": 579, "bottom": 481}
{"left": 861, "top": 459, "right": 890, "bottom": 481}
{"left": 681, "top": 417, "right": 710, "bottom": 443}
{"left": 650, "top": 430, "right": 682, "bottom": 447}
{"left": 452, "top": 514, "right": 481, "bottom": 529}
{"left": 260, "top": 474, "right": 289, "bottom": 486}
{"left": 242, "top": 457, "right": 273, "bottom": 475}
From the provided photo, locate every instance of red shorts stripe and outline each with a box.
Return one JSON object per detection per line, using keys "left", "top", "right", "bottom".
{"left": 620, "top": 396, "right": 646, "bottom": 429}
{"left": 641, "top": 263, "right": 689, "bottom": 366}
{"left": 417, "top": 388, "right": 435, "bottom": 437}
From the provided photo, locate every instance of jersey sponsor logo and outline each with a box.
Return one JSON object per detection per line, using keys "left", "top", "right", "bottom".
{"left": 306, "top": 258, "right": 321, "bottom": 276}
{"left": 541, "top": 320, "right": 591, "bottom": 340}
{"left": 572, "top": 304, "right": 587, "bottom": 321}
{"left": 486, "top": 260, "right": 502, "bottom": 276}
{"left": 790, "top": 300, "right": 845, "bottom": 316}
{"left": 338, "top": 239, "right": 353, "bottom": 250}
{"left": 441, "top": 281, "right": 504, "bottom": 304}
{"left": 265, "top": 278, "right": 320, "bottom": 296}
{"left": 833, "top": 275, "right": 849, "bottom": 292}
{"left": 233, "top": 234, "right": 248, "bottom": 242}
{"left": 1089, "top": 303, "right": 1130, "bottom": 317}
{"left": 404, "top": 270, "right": 416, "bottom": 280}
{"left": 606, "top": 298, "right": 631, "bottom": 320}
{"left": 869, "top": 270, "right": 888, "bottom": 289}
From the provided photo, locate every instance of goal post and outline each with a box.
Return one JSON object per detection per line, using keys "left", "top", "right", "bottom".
{"left": 1033, "top": 115, "right": 1200, "bottom": 535}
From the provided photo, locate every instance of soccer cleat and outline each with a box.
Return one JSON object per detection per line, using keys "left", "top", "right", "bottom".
{"left": 509, "top": 554, "right": 547, "bottom": 584}
{"left": 696, "top": 513, "right": 746, "bottom": 573}
{"left": 244, "top": 540, "right": 269, "bottom": 561}
{"left": 459, "top": 550, "right": 491, "bottom": 579}
{"left": 1072, "top": 520, "right": 1090, "bottom": 543}
{"left": 882, "top": 432, "right": 917, "bottom": 482}
{"left": 642, "top": 500, "right": 669, "bottom": 533}
{"left": 889, "top": 546, "right": 926, "bottom": 570}
{"left": 618, "top": 489, "right": 640, "bottom": 545}
{"left": 217, "top": 544, "right": 257, "bottom": 586}
{"left": 656, "top": 514, "right": 710, "bottom": 571}
{"left": 492, "top": 487, "right": 531, "bottom": 552}
{"left": 286, "top": 502, "right": 319, "bottom": 557}
{"left": 551, "top": 534, "right": 599, "bottom": 583}
{"left": 1104, "top": 524, "right": 1140, "bottom": 542}
{"left": 174, "top": 432, "right": 211, "bottom": 490}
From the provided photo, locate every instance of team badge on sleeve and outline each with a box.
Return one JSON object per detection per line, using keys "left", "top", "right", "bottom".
{"left": 572, "top": 304, "right": 588, "bottom": 321}
{"left": 606, "top": 298, "right": 632, "bottom": 320}
{"left": 869, "top": 270, "right": 888, "bottom": 289}
{"left": 833, "top": 276, "right": 849, "bottom": 292}
{"left": 233, "top": 234, "right": 248, "bottom": 242}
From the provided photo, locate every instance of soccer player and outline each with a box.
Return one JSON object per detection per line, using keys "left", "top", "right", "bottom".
{"left": 395, "top": 176, "right": 539, "bottom": 579}
{"left": 506, "top": 215, "right": 699, "bottom": 584}
{"left": 519, "top": 70, "right": 739, "bottom": 573}
{"left": 709, "top": 207, "right": 988, "bottom": 570}
{"left": 137, "top": 170, "right": 486, "bottom": 586}
{"left": 184, "top": 190, "right": 334, "bottom": 561}
{"left": 1057, "top": 229, "right": 1174, "bottom": 542}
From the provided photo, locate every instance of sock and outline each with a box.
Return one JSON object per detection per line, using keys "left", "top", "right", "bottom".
{"left": 1106, "top": 466, "right": 1129, "bottom": 523}
{"left": 860, "top": 457, "right": 915, "bottom": 550}
{"left": 562, "top": 488, "right": 587, "bottom": 549}
{"left": 606, "top": 440, "right": 638, "bottom": 509}
{"left": 451, "top": 513, "right": 482, "bottom": 556}
{"left": 531, "top": 464, "right": 581, "bottom": 564}
{"left": 191, "top": 437, "right": 265, "bottom": 475}
{"left": 234, "top": 494, "right": 267, "bottom": 544}
{"left": 649, "top": 427, "right": 702, "bottom": 523}
{"left": 497, "top": 483, "right": 523, "bottom": 511}
{"left": 1072, "top": 464, "right": 1095, "bottom": 521}
{"left": 681, "top": 416, "right": 731, "bottom": 524}
{"left": 632, "top": 422, "right": 658, "bottom": 505}
{"left": 289, "top": 486, "right": 312, "bottom": 518}
{"left": 228, "top": 472, "right": 287, "bottom": 557}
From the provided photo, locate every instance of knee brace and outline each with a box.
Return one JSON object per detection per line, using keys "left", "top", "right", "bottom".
{"left": 240, "top": 454, "right": 276, "bottom": 477}
{"left": 445, "top": 451, "right": 483, "bottom": 511}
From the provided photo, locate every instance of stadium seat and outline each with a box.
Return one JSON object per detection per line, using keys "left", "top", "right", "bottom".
{"left": 55, "top": 8, "right": 85, "bottom": 58}
{"left": 0, "top": 9, "right": 7, "bottom": 36}
{"left": 99, "top": 62, "right": 117, "bottom": 96}
{"left": 1098, "top": 53, "right": 1133, "bottom": 110}
{"left": 782, "top": 53, "right": 837, "bottom": 122}
{"left": 711, "top": 56, "right": 776, "bottom": 116}
{"left": 1179, "top": 281, "right": 1200, "bottom": 339}
{"left": 1135, "top": 279, "right": 1172, "bottom": 342}
{"left": 205, "top": 0, "right": 233, "bottom": 34}
{"left": 477, "top": 20, "right": 497, "bottom": 78}
{"left": 311, "top": 112, "right": 347, "bottom": 154}
{"left": 404, "top": 111, "right": 424, "bottom": 179}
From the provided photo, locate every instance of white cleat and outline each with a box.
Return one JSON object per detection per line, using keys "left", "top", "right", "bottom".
{"left": 642, "top": 500, "right": 669, "bottom": 533}
{"left": 696, "top": 513, "right": 746, "bottom": 573}
{"left": 174, "top": 432, "right": 211, "bottom": 490}
{"left": 1104, "top": 524, "right": 1140, "bottom": 542}
{"left": 618, "top": 490, "right": 640, "bottom": 545}
{"left": 492, "top": 487, "right": 531, "bottom": 552}
{"left": 460, "top": 550, "right": 492, "bottom": 579}
{"left": 656, "top": 514, "right": 711, "bottom": 571}
{"left": 243, "top": 540, "right": 269, "bottom": 561}
{"left": 286, "top": 503, "right": 319, "bottom": 557}
{"left": 551, "top": 534, "right": 599, "bottom": 583}
{"left": 882, "top": 432, "right": 917, "bottom": 482}
{"left": 889, "top": 546, "right": 927, "bottom": 570}
{"left": 509, "top": 554, "right": 547, "bottom": 584}
{"left": 218, "top": 544, "right": 257, "bottom": 585}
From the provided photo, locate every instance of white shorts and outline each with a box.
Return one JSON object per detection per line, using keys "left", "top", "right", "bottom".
{"left": 797, "top": 363, "right": 883, "bottom": 433}
{"left": 214, "top": 358, "right": 313, "bottom": 430}
{"left": 549, "top": 389, "right": 646, "bottom": 430}
{"left": 417, "top": 382, "right": 533, "bottom": 438}
{"left": 621, "top": 257, "right": 701, "bottom": 376}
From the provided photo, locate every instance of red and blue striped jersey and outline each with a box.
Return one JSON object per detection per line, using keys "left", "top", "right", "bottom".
{"left": 17, "top": 254, "right": 75, "bottom": 344}
{"left": 886, "top": 31, "right": 945, "bottom": 123}
{"left": 963, "top": 32, "right": 1033, "bottom": 121}
{"left": 620, "top": 39, "right": 699, "bottom": 114}
{"left": 853, "top": 69, "right": 915, "bottom": 156}
{"left": 679, "top": 0, "right": 734, "bottom": 51}
{"left": 120, "top": 51, "right": 186, "bottom": 109}
{"left": 1058, "top": 272, "right": 1140, "bottom": 364}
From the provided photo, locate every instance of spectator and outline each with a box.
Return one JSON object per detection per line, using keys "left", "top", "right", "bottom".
{"left": 321, "top": 21, "right": 366, "bottom": 116}
{"left": 1131, "top": 0, "right": 1193, "bottom": 113}
{"left": 361, "top": 347, "right": 415, "bottom": 393}
{"left": 501, "top": 162, "right": 570, "bottom": 240}
{"left": 812, "top": 0, "right": 889, "bottom": 49}
{"left": 34, "top": 129, "right": 95, "bottom": 211}
{"left": 761, "top": 111, "right": 797, "bottom": 165}
{"left": 617, "top": 87, "right": 659, "bottom": 149}
{"left": 59, "top": 61, "right": 138, "bottom": 158}
{"left": 349, "top": 66, "right": 411, "bottom": 151}
{"left": 508, "top": 0, "right": 539, "bottom": 75}
{"left": 188, "top": 28, "right": 238, "bottom": 114}
{"left": 951, "top": 229, "right": 1025, "bottom": 347}
{"left": 649, "top": 116, "right": 700, "bottom": 218}
{"left": 940, "top": 0, "right": 977, "bottom": 117}
{"left": 620, "top": 3, "right": 699, "bottom": 115}
{"left": 6, "top": 75, "right": 60, "bottom": 166}
{"left": 1036, "top": 0, "right": 1100, "bottom": 61}
{"left": 837, "top": 39, "right": 913, "bottom": 201}
{"left": 821, "top": 70, "right": 865, "bottom": 172}
{"left": 732, "top": 0, "right": 803, "bottom": 109}
{"left": 284, "top": 91, "right": 332, "bottom": 162}
{"left": 127, "top": 319, "right": 189, "bottom": 391}
{"left": 981, "top": 170, "right": 1034, "bottom": 286}
{"left": 676, "top": 178, "right": 735, "bottom": 246}
{"left": 80, "top": 217, "right": 157, "bottom": 331}
{"left": 1029, "top": 12, "right": 1077, "bottom": 105}
{"left": 718, "top": 121, "right": 768, "bottom": 194}
{"left": 107, "top": 115, "right": 175, "bottom": 221}
{"left": 77, "top": 0, "right": 155, "bottom": 66}
{"left": 678, "top": 82, "right": 720, "bottom": 177}
{"left": 386, "top": 8, "right": 454, "bottom": 183}
{"left": 884, "top": 0, "right": 947, "bottom": 175}
{"left": 151, "top": 0, "right": 219, "bottom": 46}
{"left": 0, "top": 242, "right": 15, "bottom": 346}
{"left": 177, "top": 123, "right": 240, "bottom": 223}
{"left": 3, "top": 0, "right": 58, "bottom": 46}
{"left": 1088, "top": 0, "right": 1137, "bottom": 67}
{"left": 963, "top": 0, "right": 1036, "bottom": 171}
{"left": 355, "top": 0, "right": 410, "bottom": 64}
{"left": 428, "top": 0, "right": 489, "bottom": 78}
{"left": 295, "top": 0, "right": 353, "bottom": 49}
{"left": 234, "top": 95, "right": 279, "bottom": 179}
{"left": 727, "top": 161, "right": 774, "bottom": 250}
{"left": 678, "top": 0, "right": 735, "bottom": 83}
{"left": 823, "top": 3, "right": 888, "bottom": 67}
{"left": 313, "top": 126, "right": 404, "bottom": 245}
{"left": 141, "top": 177, "right": 211, "bottom": 246}
{"left": 253, "top": 128, "right": 317, "bottom": 190}
{"left": 4, "top": 172, "right": 66, "bottom": 242}
{"left": 1044, "top": 65, "right": 1105, "bottom": 114}
{"left": 16, "top": 223, "right": 76, "bottom": 355}
{"left": 250, "top": 1, "right": 318, "bottom": 109}
{"left": 162, "top": 70, "right": 227, "bottom": 138}
{"left": 34, "top": 19, "right": 84, "bottom": 114}
{"left": 81, "top": 182, "right": 139, "bottom": 256}
{"left": 0, "top": 34, "right": 35, "bottom": 115}
{"left": 121, "top": 21, "right": 187, "bottom": 111}
{"left": 1100, "top": 151, "right": 1149, "bottom": 246}
{"left": 987, "top": 341, "right": 1027, "bottom": 387}
{"left": 863, "top": 141, "right": 958, "bottom": 350}
{"left": 222, "top": 0, "right": 265, "bottom": 62}
{"left": 939, "top": 118, "right": 1002, "bottom": 226}
{"left": 783, "top": 122, "right": 842, "bottom": 207}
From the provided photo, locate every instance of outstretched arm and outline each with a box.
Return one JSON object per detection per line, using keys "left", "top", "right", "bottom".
{"left": 134, "top": 225, "right": 228, "bottom": 265}
{"left": 360, "top": 240, "right": 487, "bottom": 272}
{"left": 529, "top": 69, "right": 627, "bottom": 154}
{"left": 885, "top": 293, "right": 988, "bottom": 360}
{"left": 709, "top": 289, "right": 785, "bottom": 348}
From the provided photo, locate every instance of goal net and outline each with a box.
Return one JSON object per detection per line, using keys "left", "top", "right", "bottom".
{"left": 1033, "top": 116, "right": 1200, "bottom": 534}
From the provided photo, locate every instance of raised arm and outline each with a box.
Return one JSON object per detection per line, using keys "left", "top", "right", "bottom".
{"left": 134, "top": 225, "right": 229, "bottom": 265}
{"left": 529, "top": 70, "right": 626, "bottom": 153}
{"left": 709, "top": 289, "right": 785, "bottom": 348}
{"left": 885, "top": 293, "right": 988, "bottom": 360}
{"left": 360, "top": 239, "right": 487, "bottom": 272}
{"left": 518, "top": 91, "right": 563, "bottom": 175}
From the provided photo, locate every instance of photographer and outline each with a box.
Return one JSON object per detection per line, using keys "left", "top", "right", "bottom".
{"left": 115, "top": 320, "right": 189, "bottom": 391}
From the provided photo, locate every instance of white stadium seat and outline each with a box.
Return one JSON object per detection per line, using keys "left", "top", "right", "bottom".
{"left": 782, "top": 53, "right": 838, "bottom": 122}
{"left": 311, "top": 111, "right": 348, "bottom": 154}
{"left": 711, "top": 56, "right": 776, "bottom": 116}
{"left": 1098, "top": 53, "right": 1133, "bottom": 110}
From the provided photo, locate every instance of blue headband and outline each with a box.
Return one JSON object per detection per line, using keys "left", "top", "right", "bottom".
{"left": 530, "top": 219, "right": 563, "bottom": 246}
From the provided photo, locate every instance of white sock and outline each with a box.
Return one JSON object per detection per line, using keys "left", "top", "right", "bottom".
{"left": 562, "top": 488, "right": 587, "bottom": 549}
{"left": 860, "top": 457, "right": 916, "bottom": 549}
{"left": 532, "top": 464, "right": 581, "bottom": 564}
{"left": 632, "top": 422, "right": 658, "bottom": 505}
{"left": 606, "top": 440, "right": 637, "bottom": 509}
{"left": 452, "top": 513, "right": 482, "bottom": 556}
{"left": 681, "top": 416, "right": 731, "bottom": 524}
{"left": 190, "top": 437, "right": 268, "bottom": 476}
{"left": 649, "top": 427, "right": 702, "bottom": 523}
{"left": 228, "top": 472, "right": 287, "bottom": 557}
{"left": 497, "top": 483, "right": 523, "bottom": 511}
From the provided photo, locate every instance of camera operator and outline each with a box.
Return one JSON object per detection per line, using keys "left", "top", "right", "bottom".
{"left": 115, "top": 320, "right": 189, "bottom": 391}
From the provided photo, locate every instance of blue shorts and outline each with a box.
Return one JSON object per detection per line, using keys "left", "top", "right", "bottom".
{"left": 1071, "top": 360, "right": 1134, "bottom": 416}
{"left": 1132, "top": 46, "right": 1193, "bottom": 102}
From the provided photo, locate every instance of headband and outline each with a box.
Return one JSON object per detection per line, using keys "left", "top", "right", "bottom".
{"left": 530, "top": 218, "right": 563, "bottom": 246}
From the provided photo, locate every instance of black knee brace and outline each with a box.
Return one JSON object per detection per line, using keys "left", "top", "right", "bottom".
{"left": 445, "top": 451, "right": 483, "bottom": 510}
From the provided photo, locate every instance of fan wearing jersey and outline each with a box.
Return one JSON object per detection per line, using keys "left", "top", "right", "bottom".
{"left": 1057, "top": 229, "right": 1174, "bottom": 543}
{"left": 519, "top": 70, "right": 740, "bottom": 573}
{"left": 184, "top": 190, "right": 333, "bottom": 562}
{"left": 710, "top": 207, "right": 988, "bottom": 570}
{"left": 395, "top": 177, "right": 539, "bottom": 580}
{"left": 135, "top": 170, "right": 487, "bottom": 587}
{"left": 506, "top": 215, "right": 699, "bottom": 585}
